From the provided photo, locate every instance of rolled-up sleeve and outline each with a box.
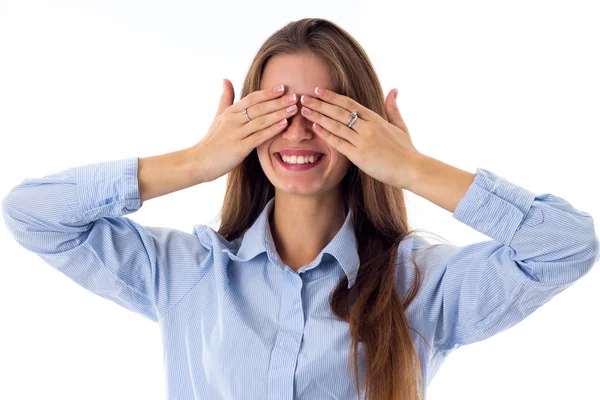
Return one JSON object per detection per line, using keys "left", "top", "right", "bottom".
{"left": 2, "top": 157, "right": 212, "bottom": 323}
{"left": 412, "top": 167, "right": 599, "bottom": 353}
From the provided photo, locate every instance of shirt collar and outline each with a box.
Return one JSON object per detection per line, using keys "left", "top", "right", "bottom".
{"left": 221, "top": 197, "right": 360, "bottom": 288}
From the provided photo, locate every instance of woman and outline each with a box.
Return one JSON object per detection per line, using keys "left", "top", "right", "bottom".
{"left": 3, "top": 18, "right": 598, "bottom": 400}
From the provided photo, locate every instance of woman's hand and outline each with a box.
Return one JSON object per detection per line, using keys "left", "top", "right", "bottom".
{"left": 191, "top": 79, "right": 299, "bottom": 183}
{"left": 299, "top": 87, "right": 423, "bottom": 190}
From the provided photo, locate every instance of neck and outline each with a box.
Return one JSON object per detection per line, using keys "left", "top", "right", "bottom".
{"left": 269, "top": 191, "right": 347, "bottom": 272}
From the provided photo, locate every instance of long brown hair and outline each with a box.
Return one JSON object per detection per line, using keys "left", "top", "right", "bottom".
{"left": 217, "top": 18, "right": 438, "bottom": 400}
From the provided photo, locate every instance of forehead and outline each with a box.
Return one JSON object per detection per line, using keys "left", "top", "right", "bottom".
{"left": 260, "top": 52, "right": 334, "bottom": 95}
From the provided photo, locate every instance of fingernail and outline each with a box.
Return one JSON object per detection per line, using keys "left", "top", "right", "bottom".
{"left": 393, "top": 88, "right": 398, "bottom": 99}
{"left": 274, "top": 84, "right": 285, "bottom": 93}
{"left": 315, "top": 87, "right": 326, "bottom": 96}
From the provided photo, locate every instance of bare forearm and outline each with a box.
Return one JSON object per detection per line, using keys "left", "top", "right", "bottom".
{"left": 405, "top": 154, "right": 476, "bottom": 214}
{"left": 138, "top": 147, "right": 204, "bottom": 202}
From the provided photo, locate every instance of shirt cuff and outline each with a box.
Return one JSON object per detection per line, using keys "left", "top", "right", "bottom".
{"left": 452, "top": 167, "right": 537, "bottom": 246}
{"left": 75, "top": 157, "right": 142, "bottom": 224}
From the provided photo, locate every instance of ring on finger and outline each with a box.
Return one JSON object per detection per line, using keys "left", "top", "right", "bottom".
{"left": 346, "top": 111, "right": 358, "bottom": 128}
{"left": 242, "top": 108, "right": 252, "bottom": 122}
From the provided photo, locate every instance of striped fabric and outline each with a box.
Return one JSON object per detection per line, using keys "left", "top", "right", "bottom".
{"left": 2, "top": 156, "right": 598, "bottom": 400}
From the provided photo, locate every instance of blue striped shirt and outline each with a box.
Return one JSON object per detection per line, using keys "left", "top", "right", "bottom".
{"left": 2, "top": 157, "right": 598, "bottom": 400}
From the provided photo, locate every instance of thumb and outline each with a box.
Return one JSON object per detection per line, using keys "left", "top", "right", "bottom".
{"left": 386, "top": 88, "right": 409, "bottom": 135}
{"left": 215, "top": 78, "right": 235, "bottom": 118}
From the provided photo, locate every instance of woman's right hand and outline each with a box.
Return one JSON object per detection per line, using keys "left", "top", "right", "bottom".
{"left": 191, "top": 79, "right": 298, "bottom": 183}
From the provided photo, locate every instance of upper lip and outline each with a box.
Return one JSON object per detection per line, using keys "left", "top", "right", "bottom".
{"left": 276, "top": 149, "right": 325, "bottom": 157}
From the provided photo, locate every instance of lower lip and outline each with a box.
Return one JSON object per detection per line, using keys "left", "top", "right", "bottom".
{"left": 275, "top": 153, "right": 326, "bottom": 171}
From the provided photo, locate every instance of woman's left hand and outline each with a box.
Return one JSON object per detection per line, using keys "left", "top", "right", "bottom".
{"left": 300, "top": 87, "right": 423, "bottom": 190}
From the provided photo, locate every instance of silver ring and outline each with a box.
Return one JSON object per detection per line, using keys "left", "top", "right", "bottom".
{"left": 346, "top": 111, "right": 358, "bottom": 128}
{"left": 242, "top": 108, "right": 252, "bottom": 122}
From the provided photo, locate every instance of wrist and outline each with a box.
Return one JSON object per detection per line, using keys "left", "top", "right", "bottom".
{"left": 402, "top": 152, "right": 432, "bottom": 192}
{"left": 185, "top": 144, "right": 209, "bottom": 184}
{"left": 402, "top": 153, "right": 477, "bottom": 213}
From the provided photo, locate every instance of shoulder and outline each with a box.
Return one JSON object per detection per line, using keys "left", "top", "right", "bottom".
{"left": 394, "top": 233, "right": 460, "bottom": 296}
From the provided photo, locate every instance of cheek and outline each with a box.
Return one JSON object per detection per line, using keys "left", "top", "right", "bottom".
{"left": 333, "top": 152, "right": 352, "bottom": 174}
{"left": 255, "top": 143, "right": 268, "bottom": 162}
{"left": 256, "top": 144, "right": 276, "bottom": 172}
{"left": 330, "top": 148, "right": 349, "bottom": 165}
{"left": 257, "top": 138, "right": 275, "bottom": 157}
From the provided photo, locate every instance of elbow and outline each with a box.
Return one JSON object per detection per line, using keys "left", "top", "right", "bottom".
{"left": 2, "top": 189, "right": 58, "bottom": 253}
{"left": 573, "top": 212, "right": 600, "bottom": 274}
{"left": 2, "top": 191, "right": 21, "bottom": 235}
{"left": 2, "top": 191, "right": 34, "bottom": 249}
{"left": 584, "top": 213, "right": 600, "bottom": 269}
{"left": 589, "top": 232, "right": 600, "bottom": 268}
{"left": 576, "top": 230, "right": 600, "bottom": 276}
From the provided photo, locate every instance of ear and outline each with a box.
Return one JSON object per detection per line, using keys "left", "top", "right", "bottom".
{"left": 385, "top": 89, "right": 410, "bottom": 135}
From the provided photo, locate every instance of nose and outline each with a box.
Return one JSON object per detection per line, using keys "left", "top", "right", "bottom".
{"left": 280, "top": 108, "right": 315, "bottom": 143}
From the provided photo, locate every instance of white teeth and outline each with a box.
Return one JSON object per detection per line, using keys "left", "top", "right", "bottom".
{"left": 280, "top": 154, "right": 320, "bottom": 164}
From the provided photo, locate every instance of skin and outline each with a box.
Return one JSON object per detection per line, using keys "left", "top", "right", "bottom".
{"left": 256, "top": 52, "right": 351, "bottom": 272}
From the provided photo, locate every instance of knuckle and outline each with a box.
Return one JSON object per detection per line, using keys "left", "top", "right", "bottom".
{"left": 222, "top": 113, "right": 233, "bottom": 123}
{"left": 262, "top": 89, "right": 272, "bottom": 103}
{"left": 254, "top": 102, "right": 266, "bottom": 115}
{"left": 344, "top": 97, "right": 355, "bottom": 110}
{"left": 241, "top": 92, "right": 251, "bottom": 104}
{"left": 256, "top": 114, "right": 269, "bottom": 127}
{"left": 247, "top": 91, "right": 259, "bottom": 105}
{"left": 229, "top": 112, "right": 240, "bottom": 124}
{"left": 332, "top": 120, "right": 344, "bottom": 134}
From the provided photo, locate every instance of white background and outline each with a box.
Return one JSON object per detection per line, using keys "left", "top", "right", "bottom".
{"left": 1, "top": 1, "right": 598, "bottom": 399}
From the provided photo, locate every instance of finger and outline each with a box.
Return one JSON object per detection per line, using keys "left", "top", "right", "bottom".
{"left": 312, "top": 87, "right": 377, "bottom": 121}
{"left": 240, "top": 100, "right": 298, "bottom": 139}
{"left": 241, "top": 92, "right": 298, "bottom": 125}
{"left": 300, "top": 106, "right": 359, "bottom": 147}
{"left": 385, "top": 89, "right": 410, "bottom": 135}
{"left": 215, "top": 78, "right": 235, "bottom": 118}
{"left": 243, "top": 114, "right": 290, "bottom": 149}
{"left": 311, "top": 122, "right": 356, "bottom": 159}
{"left": 230, "top": 84, "right": 287, "bottom": 113}
{"left": 300, "top": 94, "right": 365, "bottom": 134}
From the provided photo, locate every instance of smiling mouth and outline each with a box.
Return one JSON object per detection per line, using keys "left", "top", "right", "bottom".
{"left": 275, "top": 153, "right": 325, "bottom": 164}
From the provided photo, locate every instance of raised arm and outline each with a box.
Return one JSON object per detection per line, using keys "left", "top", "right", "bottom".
{"left": 399, "top": 166, "right": 599, "bottom": 354}
{"left": 2, "top": 151, "right": 213, "bottom": 322}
